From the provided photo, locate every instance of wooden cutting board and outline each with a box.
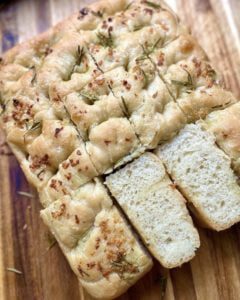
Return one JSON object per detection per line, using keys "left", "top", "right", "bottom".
{"left": 0, "top": 0, "right": 240, "bottom": 299}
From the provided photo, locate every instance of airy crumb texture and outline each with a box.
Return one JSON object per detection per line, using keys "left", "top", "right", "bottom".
{"left": 156, "top": 124, "right": 240, "bottom": 231}
{"left": 106, "top": 152, "right": 200, "bottom": 268}
{"left": 41, "top": 179, "right": 153, "bottom": 299}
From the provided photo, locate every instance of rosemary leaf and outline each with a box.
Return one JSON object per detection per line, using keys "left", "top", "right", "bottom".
{"left": 91, "top": 10, "right": 104, "bottom": 18}
{"left": 79, "top": 91, "right": 99, "bottom": 102}
{"left": 27, "top": 121, "right": 42, "bottom": 133}
{"left": 141, "top": 69, "right": 149, "bottom": 88}
{"left": 17, "top": 191, "right": 34, "bottom": 198}
{"left": 30, "top": 66, "right": 37, "bottom": 85}
{"left": 159, "top": 276, "right": 167, "bottom": 298}
{"left": 121, "top": 96, "right": 130, "bottom": 118}
{"left": 96, "top": 32, "right": 114, "bottom": 48}
{"left": 88, "top": 51, "right": 104, "bottom": 73}
{"left": 6, "top": 267, "right": 22, "bottom": 275}
{"left": 76, "top": 46, "right": 85, "bottom": 66}
{"left": 145, "top": 1, "right": 161, "bottom": 9}
{"left": 133, "top": 25, "right": 143, "bottom": 32}
{"left": 0, "top": 96, "right": 9, "bottom": 116}
{"left": 125, "top": 2, "right": 133, "bottom": 11}
{"left": 211, "top": 100, "right": 231, "bottom": 110}
{"left": 171, "top": 68, "right": 194, "bottom": 90}
{"left": 136, "top": 38, "right": 162, "bottom": 62}
{"left": 171, "top": 80, "right": 193, "bottom": 88}
{"left": 42, "top": 232, "right": 57, "bottom": 255}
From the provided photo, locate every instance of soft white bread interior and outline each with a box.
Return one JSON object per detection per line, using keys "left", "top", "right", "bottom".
{"left": 40, "top": 179, "right": 153, "bottom": 299}
{"left": 105, "top": 152, "right": 200, "bottom": 268}
{"left": 156, "top": 124, "right": 240, "bottom": 231}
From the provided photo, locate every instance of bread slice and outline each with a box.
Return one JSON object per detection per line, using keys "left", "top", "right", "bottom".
{"left": 156, "top": 124, "right": 240, "bottom": 231}
{"left": 105, "top": 152, "right": 200, "bottom": 268}
{"left": 203, "top": 102, "right": 240, "bottom": 175}
{"left": 41, "top": 179, "right": 153, "bottom": 299}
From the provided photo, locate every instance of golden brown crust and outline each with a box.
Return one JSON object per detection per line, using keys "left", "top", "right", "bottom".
{"left": 203, "top": 102, "right": 240, "bottom": 174}
{"left": 41, "top": 181, "right": 152, "bottom": 299}
{"left": 1, "top": 0, "right": 239, "bottom": 297}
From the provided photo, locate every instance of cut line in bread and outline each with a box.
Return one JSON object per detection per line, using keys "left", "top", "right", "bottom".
{"left": 106, "top": 152, "right": 200, "bottom": 268}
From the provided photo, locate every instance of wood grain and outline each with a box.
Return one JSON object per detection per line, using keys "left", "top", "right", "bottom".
{"left": 0, "top": 0, "right": 240, "bottom": 299}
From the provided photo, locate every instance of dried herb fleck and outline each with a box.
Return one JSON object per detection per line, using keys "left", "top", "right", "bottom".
{"left": 158, "top": 275, "right": 167, "bottom": 297}
{"left": 6, "top": 267, "right": 22, "bottom": 275}
{"left": 133, "top": 25, "right": 143, "bottom": 32}
{"left": 17, "top": 191, "right": 34, "bottom": 198}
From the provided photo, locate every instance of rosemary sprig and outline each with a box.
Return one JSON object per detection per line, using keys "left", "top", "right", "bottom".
{"left": 6, "top": 267, "right": 22, "bottom": 275}
{"left": 76, "top": 45, "right": 85, "bottom": 66}
{"left": 88, "top": 51, "right": 104, "bottom": 73}
{"left": 145, "top": 1, "right": 161, "bottom": 9}
{"left": 136, "top": 37, "right": 162, "bottom": 62}
{"left": 171, "top": 68, "right": 194, "bottom": 90}
{"left": 107, "top": 83, "right": 116, "bottom": 96}
{"left": 30, "top": 66, "right": 37, "bottom": 85}
{"left": 26, "top": 121, "right": 42, "bottom": 133}
{"left": 79, "top": 91, "right": 99, "bottom": 102}
{"left": 96, "top": 31, "right": 114, "bottom": 48}
{"left": 121, "top": 96, "right": 130, "bottom": 118}
{"left": 110, "top": 254, "right": 139, "bottom": 280}
{"left": 125, "top": 2, "right": 133, "bottom": 11}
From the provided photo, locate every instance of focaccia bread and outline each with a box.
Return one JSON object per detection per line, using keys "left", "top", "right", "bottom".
{"left": 41, "top": 179, "right": 153, "bottom": 299}
{"left": 1, "top": 0, "right": 240, "bottom": 298}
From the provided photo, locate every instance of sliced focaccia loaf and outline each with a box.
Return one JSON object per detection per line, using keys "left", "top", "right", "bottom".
{"left": 156, "top": 124, "right": 240, "bottom": 231}
{"left": 1, "top": 0, "right": 240, "bottom": 298}
{"left": 202, "top": 102, "right": 240, "bottom": 175}
{"left": 40, "top": 179, "right": 153, "bottom": 299}
{"left": 105, "top": 152, "right": 200, "bottom": 268}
